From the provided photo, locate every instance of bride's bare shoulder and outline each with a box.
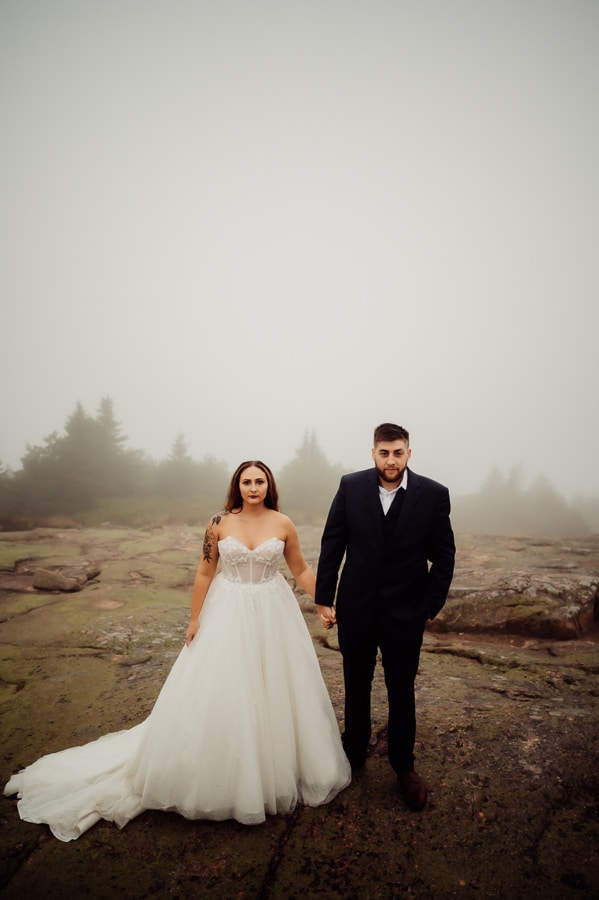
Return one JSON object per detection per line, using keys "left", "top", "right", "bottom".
{"left": 274, "top": 511, "right": 298, "bottom": 536}
{"left": 207, "top": 510, "right": 230, "bottom": 531}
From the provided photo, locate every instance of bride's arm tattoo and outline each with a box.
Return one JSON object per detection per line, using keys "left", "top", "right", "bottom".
{"left": 202, "top": 515, "right": 222, "bottom": 562}
{"left": 202, "top": 526, "right": 216, "bottom": 562}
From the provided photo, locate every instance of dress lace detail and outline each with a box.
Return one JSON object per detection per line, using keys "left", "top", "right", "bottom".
{"left": 218, "top": 536, "right": 284, "bottom": 584}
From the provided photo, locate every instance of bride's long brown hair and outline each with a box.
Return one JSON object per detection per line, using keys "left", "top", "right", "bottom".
{"left": 224, "top": 460, "right": 280, "bottom": 513}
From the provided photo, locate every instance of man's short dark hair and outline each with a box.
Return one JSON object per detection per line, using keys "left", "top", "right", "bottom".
{"left": 373, "top": 423, "right": 410, "bottom": 445}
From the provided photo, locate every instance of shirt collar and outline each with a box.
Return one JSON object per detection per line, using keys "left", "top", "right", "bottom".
{"left": 378, "top": 469, "right": 408, "bottom": 497}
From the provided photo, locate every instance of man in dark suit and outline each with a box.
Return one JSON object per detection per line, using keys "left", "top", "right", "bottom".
{"left": 315, "top": 423, "right": 455, "bottom": 810}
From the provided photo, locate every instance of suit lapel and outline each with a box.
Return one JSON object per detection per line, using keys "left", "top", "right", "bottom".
{"left": 396, "top": 469, "right": 420, "bottom": 529}
{"left": 365, "top": 469, "right": 385, "bottom": 543}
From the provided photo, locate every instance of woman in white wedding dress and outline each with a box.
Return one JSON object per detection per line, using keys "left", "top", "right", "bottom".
{"left": 4, "top": 461, "right": 351, "bottom": 841}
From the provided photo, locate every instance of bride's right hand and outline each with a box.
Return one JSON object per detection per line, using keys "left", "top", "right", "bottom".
{"left": 185, "top": 619, "right": 199, "bottom": 646}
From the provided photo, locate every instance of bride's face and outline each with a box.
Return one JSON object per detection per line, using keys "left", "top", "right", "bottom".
{"left": 239, "top": 466, "right": 269, "bottom": 507}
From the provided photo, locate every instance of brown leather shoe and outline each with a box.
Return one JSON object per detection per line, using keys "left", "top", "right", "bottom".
{"left": 398, "top": 770, "right": 429, "bottom": 811}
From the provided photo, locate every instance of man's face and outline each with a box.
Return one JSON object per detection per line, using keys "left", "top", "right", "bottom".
{"left": 372, "top": 439, "right": 411, "bottom": 487}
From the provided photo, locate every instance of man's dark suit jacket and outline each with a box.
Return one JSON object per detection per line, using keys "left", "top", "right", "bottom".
{"left": 315, "top": 467, "right": 456, "bottom": 634}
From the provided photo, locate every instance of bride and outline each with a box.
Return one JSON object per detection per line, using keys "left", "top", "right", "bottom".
{"left": 4, "top": 461, "right": 351, "bottom": 841}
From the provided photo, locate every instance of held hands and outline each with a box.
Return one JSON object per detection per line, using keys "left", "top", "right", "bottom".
{"left": 185, "top": 619, "right": 200, "bottom": 646}
{"left": 317, "top": 604, "right": 336, "bottom": 630}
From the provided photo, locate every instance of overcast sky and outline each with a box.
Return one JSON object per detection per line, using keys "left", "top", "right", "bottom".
{"left": 1, "top": 0, "right": 598, "bottom": 499}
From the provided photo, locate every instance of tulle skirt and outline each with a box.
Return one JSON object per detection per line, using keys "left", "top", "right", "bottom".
{"left": 5, "top": 572, "right": 351, "bottom": 840}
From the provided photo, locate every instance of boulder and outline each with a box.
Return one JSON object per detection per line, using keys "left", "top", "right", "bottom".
{"left": 33, "top": 568, "right": 87, "bottom": 592}
{"left": 430, "top": 573, "right": 598, "bottom": 640}
{"left": 32, "top": 562, "right": 102, "bottom": 593}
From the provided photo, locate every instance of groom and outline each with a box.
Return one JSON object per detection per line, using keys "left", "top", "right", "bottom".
{"left": 315, "top": 423, "right": 455, "bottom": 810}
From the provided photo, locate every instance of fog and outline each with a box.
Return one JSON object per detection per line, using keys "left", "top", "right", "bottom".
{"left": 1, "top": 0, "right": 598, "bottom": 500}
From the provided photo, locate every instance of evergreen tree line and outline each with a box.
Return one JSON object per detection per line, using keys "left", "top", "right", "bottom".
{"left": 451, "top": 466, "right": 598, "bottom": 536}
{"left": 0, "top": 399, "right": 342, "bottom": 528}
{"left": 0, "top": 399, "right": 597, "bottom": 535}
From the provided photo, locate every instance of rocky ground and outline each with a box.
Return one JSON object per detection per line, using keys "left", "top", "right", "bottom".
{"left": 0, "top": 526, "right": 598, "bottom": 899}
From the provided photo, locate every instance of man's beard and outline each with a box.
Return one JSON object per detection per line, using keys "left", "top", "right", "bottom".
{"left": 376, "top": 464, "right": 404, "bottom": 484}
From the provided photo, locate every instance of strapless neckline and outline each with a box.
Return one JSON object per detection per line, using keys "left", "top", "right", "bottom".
{"left": 218, "top": 536, "right": 284, "bottom": 553}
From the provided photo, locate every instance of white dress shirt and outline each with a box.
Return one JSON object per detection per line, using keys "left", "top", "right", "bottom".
{"left": 378, "top": 470, "right": 408, "bottom": 515}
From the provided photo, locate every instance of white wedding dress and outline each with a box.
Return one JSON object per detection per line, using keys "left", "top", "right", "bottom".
{"left": 4, "top": 537, "right": 351, "bottom": 841}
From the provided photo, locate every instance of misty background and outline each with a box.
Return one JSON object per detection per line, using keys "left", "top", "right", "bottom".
{"left": 1, "top": 1, "right": 598, "bottom": 525}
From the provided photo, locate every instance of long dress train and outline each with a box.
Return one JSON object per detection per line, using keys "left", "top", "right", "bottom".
{"left": 4, "top": 537, "right": 351, "bottom": 840}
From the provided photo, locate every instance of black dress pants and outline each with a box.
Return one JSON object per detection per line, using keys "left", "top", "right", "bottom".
{"left": 339, "top": 615, "right": 424, "bottom": 773}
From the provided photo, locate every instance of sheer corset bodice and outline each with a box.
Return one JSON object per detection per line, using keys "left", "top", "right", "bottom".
{"left": 218, "top": 536, "right": 284, "bottom": 584}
